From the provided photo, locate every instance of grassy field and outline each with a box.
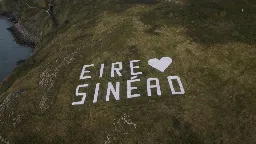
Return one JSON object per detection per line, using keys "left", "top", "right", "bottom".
{"left": 0, "top": 0, "right": 256, "bottom": 143}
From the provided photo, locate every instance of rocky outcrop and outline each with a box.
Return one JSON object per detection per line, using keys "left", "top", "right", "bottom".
{"left": 0, "top": 11, "right": 39, "bottom": 48}
{"left": 7, "top": 23, "right": 39, "bottom": 48}
{"left": 0, "top": 12, "right": 19, "bottom": 23}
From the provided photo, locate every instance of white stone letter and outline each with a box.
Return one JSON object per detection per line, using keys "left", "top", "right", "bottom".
{"left": 127, "top": 79, "right": 140, "bottom": 99}
{"left": 99, "top": 64, "right": 104, "bottom": 78}
{"left": 167, "top": 76, "right": 185, "bottom": 94}
{"left": 130, "top": 60, "right": 142, "bottom": 76}
{"left": 80, "top": 64, "right": 94, "bottom": 80}
{"left": 106, "top": 82, "right": 120, "bottom": 101}
{"left": 72, "top": 84, "right": 88, "bottom": 105}
{"left": 147, "top": 78, "right": 161, "bottom": 96}
{"left": 111, "top": 62, "right": 122, "bottom": 77}
{"left": 93, "top": 83, "right": 100, "bottom": 103}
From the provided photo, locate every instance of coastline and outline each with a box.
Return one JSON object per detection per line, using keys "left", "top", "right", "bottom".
{"left": 0, "top": 11, "right": 39, "bottom": 48}
{"left": 0, "top": 12, "right": 37, "bottom": 86}
{"left": 7, "top": 23, "right": 39, "bottom": 48}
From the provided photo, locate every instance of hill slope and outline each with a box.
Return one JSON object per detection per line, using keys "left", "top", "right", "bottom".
{"left": 0, "top": 0, "right": 256, "bottom": 143}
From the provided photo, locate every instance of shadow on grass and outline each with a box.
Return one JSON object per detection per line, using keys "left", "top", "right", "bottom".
{"left": 140, "top": 0, "right": 256, "bottom": 45}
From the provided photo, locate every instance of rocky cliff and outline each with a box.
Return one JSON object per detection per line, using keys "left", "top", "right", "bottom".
{"left": 7, "top": 23, "right": 40, "bottom": 48}
{"left": 0, "top": 0, "right": 256, "bottom": 143}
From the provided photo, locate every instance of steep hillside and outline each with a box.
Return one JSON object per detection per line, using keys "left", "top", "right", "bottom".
{"left": 0, "top": 0, "right": 256, "bottom": 143}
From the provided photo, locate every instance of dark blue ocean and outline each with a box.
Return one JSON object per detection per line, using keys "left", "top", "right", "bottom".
{"left": 0, "top": 16, "right": 32, "bottom": 82}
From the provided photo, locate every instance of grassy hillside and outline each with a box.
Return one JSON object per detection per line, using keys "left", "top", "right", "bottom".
{"left": 0, "top": 0, "right": 256, "bottom": 143}
{"left": 0, "top": 1, "right": 3, "bottom": 11}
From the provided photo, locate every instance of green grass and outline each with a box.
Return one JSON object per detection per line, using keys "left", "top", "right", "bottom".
{"left": 0, "top": 0, "right": 256, "bottom": 143}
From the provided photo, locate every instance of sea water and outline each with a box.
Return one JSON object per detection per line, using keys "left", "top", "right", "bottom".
{"left": 0, "top": 16, "right": 32, "bottom": 82}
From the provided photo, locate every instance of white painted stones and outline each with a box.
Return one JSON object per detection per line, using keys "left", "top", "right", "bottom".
{"left": 72, "top": 57, "right": 185, "bottom": 105}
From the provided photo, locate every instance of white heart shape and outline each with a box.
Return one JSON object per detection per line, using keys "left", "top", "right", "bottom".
{"left": 148, "top": 57, "right": 173, "bottom": 72}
